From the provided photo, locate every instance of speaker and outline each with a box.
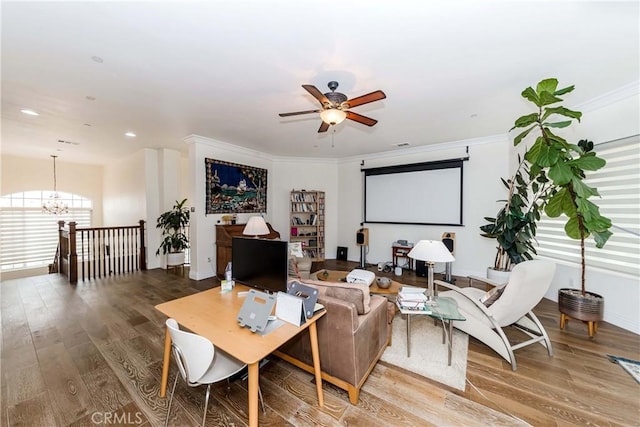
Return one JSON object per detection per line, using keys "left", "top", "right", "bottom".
{"left": 337, "top": 246, "right": 348, "bottom": 261}
{"left": 442, "top": 232, "right": 456, "bottom": 255}
{"left": 415, "top": 260, "right": 427, "bottom": 277}
{"left": 356, "top": 228, "right": 369, "bottom": 246}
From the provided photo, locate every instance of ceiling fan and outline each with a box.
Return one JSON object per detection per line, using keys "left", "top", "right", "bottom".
{"left": 279, "top": 81, "right": 386, "bottom": 133}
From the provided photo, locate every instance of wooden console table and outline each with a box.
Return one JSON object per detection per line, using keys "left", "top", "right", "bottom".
{"left": 215, "top": 223, "right": 280, "bottom": 278}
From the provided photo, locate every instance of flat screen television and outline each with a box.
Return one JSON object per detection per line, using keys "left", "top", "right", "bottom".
{"left": 231, "top": 237, "right": 289, "bottom": 294}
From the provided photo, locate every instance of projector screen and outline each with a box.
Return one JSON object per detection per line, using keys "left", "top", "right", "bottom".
{"left": 364, "top": 159, "right": 464, "bottom": 225}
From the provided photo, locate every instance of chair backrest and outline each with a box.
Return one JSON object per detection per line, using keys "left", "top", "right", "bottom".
{"left": 166, "top": 318, "right": 215, "bottom": 384}
{"left": 488, "top": 260, "right": 556, "bottom": 326}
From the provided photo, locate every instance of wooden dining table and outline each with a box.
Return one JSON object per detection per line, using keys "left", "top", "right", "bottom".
{"left": 155, "top": 284, "right": 325, "bottom": 427}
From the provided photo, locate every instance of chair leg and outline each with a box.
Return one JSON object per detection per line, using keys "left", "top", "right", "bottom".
{"left": 164, "top": 372, "right": 179, "bottom": 427}
{"left": 258, "top": 386, "right": 266, "bottom": 414}
{"left": 202, "top": 384, "right": 211, "bottom": 427}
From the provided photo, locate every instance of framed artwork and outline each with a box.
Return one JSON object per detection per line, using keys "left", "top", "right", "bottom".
{"left": 205, "top": 158, "right": 267, "bottom": 214}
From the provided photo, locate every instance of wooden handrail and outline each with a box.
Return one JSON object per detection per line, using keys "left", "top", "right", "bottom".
{"left": 57, "top": 220, "right": 146, "bottom": 284}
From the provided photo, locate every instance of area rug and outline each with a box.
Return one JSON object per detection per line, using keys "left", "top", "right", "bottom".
{"left": 381, "top": 313, "right": 468, "bottom": 391}
{"left": 607, "top": 354, "right": 640, "bottom": 384}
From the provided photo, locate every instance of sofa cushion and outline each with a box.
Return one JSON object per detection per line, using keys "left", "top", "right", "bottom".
{"left": 300, "top": 279, "right": 370, "bottom": 314}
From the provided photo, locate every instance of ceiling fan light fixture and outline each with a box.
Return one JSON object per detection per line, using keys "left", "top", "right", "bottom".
{"left": 320, "top": 108, "right": 347, "bottom": 125}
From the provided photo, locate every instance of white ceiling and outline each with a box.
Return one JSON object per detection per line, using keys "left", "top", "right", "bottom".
{"left": 2, "top": 1, "right": 638, "bottom": 165}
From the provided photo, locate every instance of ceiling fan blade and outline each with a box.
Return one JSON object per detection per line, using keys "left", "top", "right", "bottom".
{"left": 345, "top": 90, "right": 386, "bottom": 108}
{"left": 278, "top": 109, "right": 321, "bottom": 117}
{"left": 302, "top": 85, "right": 332, "bottom": 107}
{"left": 318, "top": 121, "right": 330, "bottom": 133}
{"left": 346, "top": 111, "right": 378, "bottom": 127}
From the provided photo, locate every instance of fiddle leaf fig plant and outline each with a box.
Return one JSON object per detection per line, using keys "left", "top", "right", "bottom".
{"left": 511, "top": 78, "right": 613, "bottom": 295}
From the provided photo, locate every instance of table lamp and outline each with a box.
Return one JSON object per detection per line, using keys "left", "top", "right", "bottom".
{"left": 408, "top": 240, "right": 455, "bottom": 301}
{"left": 242, "top": 216, "right": 270, "bottom": 238}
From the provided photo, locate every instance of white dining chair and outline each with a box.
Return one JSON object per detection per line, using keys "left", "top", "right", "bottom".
{"left": 164, "top": 318, "right": 265, "bottom": 427}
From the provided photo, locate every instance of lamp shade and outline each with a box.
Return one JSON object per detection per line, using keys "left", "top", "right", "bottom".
{"left": 407, "top": 240, "right": 455, "bottom": 263}
{"left": 243, "top": 216, "right": 270, "bottom": 236}
{"left": 319, "top": 108, "right": 347, "bottom": 125}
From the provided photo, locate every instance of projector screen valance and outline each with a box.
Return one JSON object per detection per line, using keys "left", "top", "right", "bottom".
{"left": 363, "top": 158, "right": 465, "bottom": 225}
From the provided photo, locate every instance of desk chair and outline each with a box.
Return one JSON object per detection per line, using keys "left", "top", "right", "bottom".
{"left": 164, "top": 319, "right": 265, "bottom": 427}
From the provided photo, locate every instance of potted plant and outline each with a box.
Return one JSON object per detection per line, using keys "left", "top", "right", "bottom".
{"left": 156, "top": 198, "right": 190, "bottom": 266}
{"left": 480, "top": 154, "right": 553, "bottom": 282}
{"left": 511, "top": 78, "right": 612, "bottom": 335}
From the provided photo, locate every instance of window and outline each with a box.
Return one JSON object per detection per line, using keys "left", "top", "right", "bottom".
{"left": 0, "top": 191, "right": 93, "bottom": 272}
{"left": 535, "top": 135, "right": 640, "bottom": 276}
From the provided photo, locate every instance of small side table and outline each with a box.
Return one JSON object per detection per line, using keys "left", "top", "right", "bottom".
{"left": 392, "top": 244, "right": 414, "bottom": 270}
{"left": 397, "top": 296, "right": 465, "bottom": 365}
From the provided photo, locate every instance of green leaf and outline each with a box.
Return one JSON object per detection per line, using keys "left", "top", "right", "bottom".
{"left": 513, "top": 113, "right": 539, "bottom": 129}
{"left": 513, "top": 125, "right": 537, "bottom": 146}
{"left": 541, "top": 106, "right": 582, "bottom": 122}
{"left": 571, "top": 177, "right": 598, "bottom": 198}
{"left": 564, "top": 217, "right": 585, "bottom": 240}
{"left": 593, "top": 229, "right": 613, "bottom": 248}
{"left": 536, "top": 78, "right": 559, "bottom": 95}
{"left": 539, "top": 91, "right": 563, "bottom": 106}
{"left": 543, "top": 121, "right": 572, "bottom": 128}
{"left": 569, "top": 154, "right": 606, "bottom": 171}
{"left": 525, "top": 138, "right": 545, "bottom": 164}
{"left": 521, "top": 87, "right": 540, "bottom": 106}
{"left": 548, "top": 161, "right": 574, "bottom": 185}
{"left": 554, "top": 85, "right": 575, "bottom": 96}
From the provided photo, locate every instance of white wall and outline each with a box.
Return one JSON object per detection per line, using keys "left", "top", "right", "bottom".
{"left": 185, "top": 135, "right": 275, "bottom": 280}
{"left": 1, "top": 155, "right": 104, "bottom": 224}
{"left": 103, "top": 148, "right": 186, "bottom": 270}
{"left": 271, "top": 157, "right": 339, "bottom": 259}
{"left": 336, "top": 136, "right": 509, "bottom": 278}
{"left": 103, "top": 150, "right": 147, "bottom": 226}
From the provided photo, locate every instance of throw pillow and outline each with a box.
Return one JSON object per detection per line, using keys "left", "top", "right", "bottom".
{"left": 480, "top": 284, "right": 506, "bottom": 307}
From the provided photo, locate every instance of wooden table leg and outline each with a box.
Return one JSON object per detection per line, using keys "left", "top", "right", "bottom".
{"left": 308, "top": 322, "right": 324, "bottom": 407}
{"left": 160, "top": 326, "right": 171, "bottom": 397}
{"left": 248, "top": 362, "right": 259, "bottom": 427}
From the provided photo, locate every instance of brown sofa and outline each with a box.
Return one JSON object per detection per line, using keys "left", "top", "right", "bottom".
{"left": 275, "top": 278, "right": 393, "bottom": 404}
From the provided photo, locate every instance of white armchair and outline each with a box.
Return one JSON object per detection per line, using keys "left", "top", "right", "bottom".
{"left": 437, "top": 259, "right": 556, "bottom": 370}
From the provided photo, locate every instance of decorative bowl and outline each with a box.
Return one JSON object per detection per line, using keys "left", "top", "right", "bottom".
{"left": 376, "top": 277, "right": 392, "bottom": 289}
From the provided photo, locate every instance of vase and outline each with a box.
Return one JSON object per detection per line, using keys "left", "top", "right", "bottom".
{"left": 486, "top": 267, "right": 510, "bottom": 285}
{"left": 167, "top": 251, "right": 185, "bottom": 266}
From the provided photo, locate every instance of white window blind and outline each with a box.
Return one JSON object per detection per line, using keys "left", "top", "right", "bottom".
{"left": 0, "top": 191, "right": 92, "bottom": 272}
{"left": 535, "top": 135, "right": 640, "bottom": 276}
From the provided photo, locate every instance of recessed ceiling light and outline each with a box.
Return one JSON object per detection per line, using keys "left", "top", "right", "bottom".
{"left": 21, "top": 109, "right": 39, "bottom": 116}
{"left": 125, "top": 132, "right": 136, "bottom": 137}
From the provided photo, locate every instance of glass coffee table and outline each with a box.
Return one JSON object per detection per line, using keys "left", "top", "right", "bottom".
{"left": 396, "top": 296, "right": 465, "bottom": 365}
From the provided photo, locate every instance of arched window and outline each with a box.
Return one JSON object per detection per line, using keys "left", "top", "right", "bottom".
{"left": 0, "top": 191, "right": 93, "bottom": 272}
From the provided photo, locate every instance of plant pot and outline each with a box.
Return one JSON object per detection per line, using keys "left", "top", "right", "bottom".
{"left": 558, "top": 288, "right": 604, "bottom": 322}
{"left": 487, "top": 267, "right": 510, "bottom": 285}
{"left": 167, "top": 251, "right": 185, "bottom": 267}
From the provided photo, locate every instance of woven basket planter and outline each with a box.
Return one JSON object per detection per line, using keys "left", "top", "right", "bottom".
{"left": 558, "top": 288, "right": 604, "bottom": 322}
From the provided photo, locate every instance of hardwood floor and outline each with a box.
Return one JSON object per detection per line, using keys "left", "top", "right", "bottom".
{"left": 1, "top": 264, "right": 638, "bottom": 426}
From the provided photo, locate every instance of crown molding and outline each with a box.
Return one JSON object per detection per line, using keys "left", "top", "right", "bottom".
{"left": 574, "top": 80, "right": 639, "bottom": 112}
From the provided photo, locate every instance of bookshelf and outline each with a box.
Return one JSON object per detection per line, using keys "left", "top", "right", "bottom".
{"left": 290, "top": 190, "right": 325, "bottom": 261}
